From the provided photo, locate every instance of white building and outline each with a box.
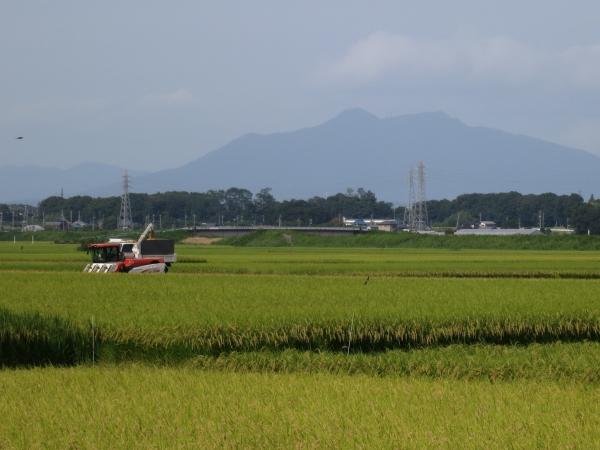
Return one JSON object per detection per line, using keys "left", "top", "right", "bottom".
{"left": 22, "top": 224, "right": 45, "bottom": 232}
{"left": 455, "top": 228, "right": 542, "bottom": 236}
{"left": 478, "top": 221, "right": 497, "bottom": 229}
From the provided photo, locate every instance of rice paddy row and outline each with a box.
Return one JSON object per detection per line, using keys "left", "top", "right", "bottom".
{"left": 179, "top": 343, "right": 600, "bottom": 382}
{"left": 3, "top": 242, "right": 600, "bottom": 277}
{"left": 2, "top": 271, "right": 600, "bottom": 367}
{"left": 4, "top": 271, "right": 600, "bottom": 325}
{"left": 1, "top": 367, "right": 599, "bottom": 449}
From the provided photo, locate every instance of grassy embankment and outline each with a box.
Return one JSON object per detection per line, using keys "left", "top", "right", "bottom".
{"left": 224, "top": 229, "right": 600, "bottom": 250}
{"left": 3, "top": 227, "right": 600, "bottom": 250}
{"left": 0, "top": 228, "right": 189, "bottom": 244}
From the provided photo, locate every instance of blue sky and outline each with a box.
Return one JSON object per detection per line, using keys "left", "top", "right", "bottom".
{"left": 2, "top": 1, "right": 600, "bottom": 170}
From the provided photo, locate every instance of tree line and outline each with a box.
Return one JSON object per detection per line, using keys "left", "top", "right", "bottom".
{"left": 0, "top": 188, "right": 597, "bottom": 233}
{"left": 428, "top": 192, "right": 584, "bottom": 229}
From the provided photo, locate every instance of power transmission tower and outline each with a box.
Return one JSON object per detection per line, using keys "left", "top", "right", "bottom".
{"left": 405, "top": 162, "right": 429, "bottom": 232}
{"left": 405, "top": 168, "right": 416, "bottom": 230}
{"left": 415, "top": 161, "right": 429, "bottom": 231}
{"left": 117, "top": 170, "right": 133, "bottom": 230}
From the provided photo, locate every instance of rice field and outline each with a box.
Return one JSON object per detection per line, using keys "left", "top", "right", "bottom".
{"left": 3, "top": 271, "right": 600, "bottom": 361}
{"left": 188, "top": 343, "right": 600, "bottom": 382}
{"left": 4, "top": 241, "right": 600, "bottom": 276}
{"left": 1, "top": 367, "right": 599, "bottom": 449}
{"left": 2, "top": 240, "right": 600, "bottom": 447}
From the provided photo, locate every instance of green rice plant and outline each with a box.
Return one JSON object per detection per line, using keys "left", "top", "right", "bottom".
{"left": 1, "top": 367, "right": 599, "bottom": 449}
{"left": 187, "top": 343, "right": 600, "bottom": 382}
{"left": 2, "top": 273, "right": 600, "bottom": 357}
{"left": 173, "top": 245, "right": 600, "bottom": 276}
{"left": 5, "top": 242, "right": 600, "bottom": 277}
{"left": 94, "top": 313, "right": 600, "bottom": 359}
{"left": 3, "top": 272, "right": 600, "bottom": 325}
{"left": 3, "top": 249, "right": 600, "bottom": 364}
{"left": 0, "top": 308, "right": 91, "bottom": 367}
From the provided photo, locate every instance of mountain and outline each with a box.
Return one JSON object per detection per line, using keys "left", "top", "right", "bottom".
{"left": 3, "top": 109, "right": 600, "bottom": 203}
{"left": 0, "top": 163, "right": 146, "bottom": 203}
{"left": 129, "top": 109, "right": 600, "bottom": 201}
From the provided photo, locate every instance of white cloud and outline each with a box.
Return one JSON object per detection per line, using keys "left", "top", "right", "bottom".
{"left": 319, "top": 32, "right": 600, "bottom": 88}
{"left": 321, "top": 33, "right": 454, "bottom": 84}
{"left": 142, "top": 88, "right": 193, "bottom": 106}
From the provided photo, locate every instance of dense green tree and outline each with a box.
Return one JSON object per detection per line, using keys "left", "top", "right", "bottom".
{"left": 5, "top": 189, "right": 593, "bottom": 233}
{"left": 428, "top": 192, "right": 583, "bottom": 228}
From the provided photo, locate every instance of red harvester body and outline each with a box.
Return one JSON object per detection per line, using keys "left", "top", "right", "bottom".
{"left": 83, "top": 224, "right": 176, "bottom": 273}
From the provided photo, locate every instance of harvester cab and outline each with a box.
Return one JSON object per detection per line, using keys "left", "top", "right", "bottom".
{"left": 83, "top": 223, "right": 176, "bottom": 273}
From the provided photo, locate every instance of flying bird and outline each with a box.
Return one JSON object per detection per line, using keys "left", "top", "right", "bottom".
{"left": 16, "top": 136, "right": 23, "bottom": 140}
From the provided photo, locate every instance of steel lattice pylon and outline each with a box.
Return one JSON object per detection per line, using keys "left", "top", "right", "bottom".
{"left": 117, "top": 170, "right": 133, "bottom": 230}
{"left": 405, "top": 162, "right": 429, "bottom": 232}
{"left": 415, "top": 161, "right": 429, "bottom": 231}
{"left": 405, "top": 168, "right": 416, "bottom": 230}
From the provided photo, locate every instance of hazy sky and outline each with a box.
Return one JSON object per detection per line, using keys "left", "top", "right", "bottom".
{"left": 2, "top": 1, "right": 600, "bottom": 171}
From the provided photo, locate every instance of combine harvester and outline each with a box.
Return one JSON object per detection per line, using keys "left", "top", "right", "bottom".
{"left": 83, "top": 223, "right": 176, "bottom": 273}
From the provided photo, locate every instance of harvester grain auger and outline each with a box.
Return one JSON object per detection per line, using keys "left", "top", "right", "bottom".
{"left": 83, "top": 223, "right": 176, "bottom": 273}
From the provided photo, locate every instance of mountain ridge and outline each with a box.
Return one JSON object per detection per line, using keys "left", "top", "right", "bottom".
{"left": 129, "top": 108, "right": 596, "bottom": 201}
{"left": 1, "top": 109, "right": 599, "bottom": 203}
